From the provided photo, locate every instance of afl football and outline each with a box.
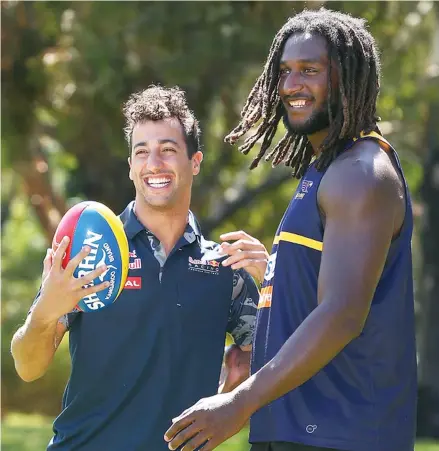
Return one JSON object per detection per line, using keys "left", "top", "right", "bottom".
{"left": 53, "top": 201, "right": 129, "bottom": 312}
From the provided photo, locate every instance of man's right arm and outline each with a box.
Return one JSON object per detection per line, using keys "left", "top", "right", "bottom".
{"left": 11, "top": 314, "right": 67, "bottom": 382}
{"left": 11, "top": 236, "right": 109, "bottom": 382}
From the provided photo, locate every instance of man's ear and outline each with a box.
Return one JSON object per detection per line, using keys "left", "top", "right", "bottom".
{"left": 128, "top": 157, "right": 133, "bottom": 180}
{"left": 192, "top": 151, "right": 203, "bottom": 176}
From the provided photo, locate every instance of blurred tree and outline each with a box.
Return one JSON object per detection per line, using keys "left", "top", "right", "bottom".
{"left": 1, "top": 1, "right": 68, "bottom": 240}
{"left": 1, "top": 1, "right": 437, "bottom": 427}
{"left": 417, "top": 4, "right": 439, "bottom": 437}
{"left": 418, "top": 88, "right": 439, "bottom": 439}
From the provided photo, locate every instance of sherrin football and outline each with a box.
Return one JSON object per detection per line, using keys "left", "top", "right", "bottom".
{"left": 53, "top": 201, "right": 129, "bottom": 312}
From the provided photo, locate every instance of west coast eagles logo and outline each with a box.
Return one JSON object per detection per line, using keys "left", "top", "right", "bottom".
{"left": 295, "top": 179, "right": 314, "bottom": 200}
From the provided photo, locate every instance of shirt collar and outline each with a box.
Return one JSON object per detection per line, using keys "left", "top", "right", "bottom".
{"left": 119, "top": 201, "right": 202, "bottom": 242}
{"left": 187, "top": 210, "right": 202, "bottom": 238}
{"left": 120, "top": 201, "right": 144, "bottom": 239}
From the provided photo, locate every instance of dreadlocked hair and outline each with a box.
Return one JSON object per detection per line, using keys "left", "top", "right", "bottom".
{"left": 123, "top": 84, "right": 201, "bottom": 157}
{"left": 225, "top": 8, "right": 382, "bottom": 178}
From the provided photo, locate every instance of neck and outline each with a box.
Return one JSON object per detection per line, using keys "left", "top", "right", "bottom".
{"left": 307, "top": 128, "right": 329, "bottom": 158}
{"left": 134, "top": 197, "right": 190, "bottom": 255}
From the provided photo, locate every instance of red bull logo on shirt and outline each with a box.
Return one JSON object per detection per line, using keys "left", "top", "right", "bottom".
{"left": 129, "top": 249, "right": 142, "bottom": 270}
{"left": 188, "top": 256, "right": 220, "bottom": 275}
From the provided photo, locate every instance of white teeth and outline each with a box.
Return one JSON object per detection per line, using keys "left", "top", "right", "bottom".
{"left": 289, "top": 100, "right": 307, "bottom": 108}
{"left": 146, "top": 177, "right": 171, "bottom": 187}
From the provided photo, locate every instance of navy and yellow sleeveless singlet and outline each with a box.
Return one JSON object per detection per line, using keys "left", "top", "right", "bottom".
{"left": 250, "top": 132, "right": 417, "bottom": 451}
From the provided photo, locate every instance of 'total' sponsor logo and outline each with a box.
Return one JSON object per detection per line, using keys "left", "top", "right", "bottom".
{"left": 125, "top": 277, "right": 142, "bottom": 289}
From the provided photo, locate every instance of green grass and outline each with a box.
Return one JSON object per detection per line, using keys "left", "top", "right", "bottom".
{"left": 2, "top": 414, "right": 54, "bottom": 451}
{"left": 2, "top": 413, "right": 439, "bottom": 451}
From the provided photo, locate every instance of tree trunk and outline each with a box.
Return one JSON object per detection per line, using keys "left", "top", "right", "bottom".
{"left": 15, "top": 146, "right": 68, "bottom": 242}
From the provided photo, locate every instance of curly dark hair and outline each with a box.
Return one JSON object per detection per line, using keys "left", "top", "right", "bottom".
{"left": 123, "top": 85, "right": 201, "bottom": 158}
{"left": 225, "top": 8, "right": 382, "bottom": 178}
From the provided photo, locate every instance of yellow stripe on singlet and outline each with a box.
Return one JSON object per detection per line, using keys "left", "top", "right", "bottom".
{"left": 274, "top": 232, "right": 323, "bottom": 252}
{"left": 354, "top": 131, "right": 392, "bottom": 152}
{"left": 271, "top": 133, "right": 390, "bottom": 256}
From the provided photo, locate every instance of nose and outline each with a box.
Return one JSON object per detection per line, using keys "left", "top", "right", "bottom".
{"left": 280, "top": 71, "right": 304, "bottom": 96}
{"left": 146, "top": 149, "right": 164, "bottom": 172}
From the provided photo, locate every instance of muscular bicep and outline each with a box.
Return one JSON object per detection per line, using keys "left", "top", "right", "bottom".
{"left": 319, "top": 209, "right": 393, "bottom": 320}
{"left": 318, "top": 152, "right": 400, "bottom": 329}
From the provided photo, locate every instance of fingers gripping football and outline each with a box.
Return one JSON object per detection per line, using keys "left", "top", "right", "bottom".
{"left": 33, "top": 237, "right": 109, "bottom": 323}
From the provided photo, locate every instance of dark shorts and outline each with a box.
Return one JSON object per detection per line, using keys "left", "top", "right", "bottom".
{"left": 251, "top": 443, "right": 343, "bottom": 451}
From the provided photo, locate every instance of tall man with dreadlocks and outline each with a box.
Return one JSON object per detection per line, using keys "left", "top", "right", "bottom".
{"left": 165, "top": 8, "right": 417, "bottom": 451}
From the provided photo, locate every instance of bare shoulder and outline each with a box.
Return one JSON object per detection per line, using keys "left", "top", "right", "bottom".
{"left": 318, "top": 139, "right": 405, "bottom": 233}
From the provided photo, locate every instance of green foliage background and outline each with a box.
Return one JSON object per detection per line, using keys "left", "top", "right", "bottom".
{"left": 2, "top": 0, "right": 439, "bottom": 445}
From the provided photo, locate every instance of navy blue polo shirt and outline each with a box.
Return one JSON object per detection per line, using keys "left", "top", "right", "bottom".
{"left": 41, "top": 202, "right": 259, "bottom": 451}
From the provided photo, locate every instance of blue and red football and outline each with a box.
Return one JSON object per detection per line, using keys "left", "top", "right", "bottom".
{"left": 52, "top": 201, "right": 129, "bottom": 312}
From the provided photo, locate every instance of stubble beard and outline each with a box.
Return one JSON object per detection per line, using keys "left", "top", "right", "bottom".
{"left": 283, "top": 101, "right": 331, "bottom": 136}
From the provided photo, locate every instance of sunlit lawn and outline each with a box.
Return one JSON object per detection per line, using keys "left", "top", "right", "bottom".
{"left": 2, "top": 413, "right": 439, "bottom": 451}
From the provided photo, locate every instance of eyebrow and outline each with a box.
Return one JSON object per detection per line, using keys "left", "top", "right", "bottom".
{"left": 280, "top": 58, "right": 326, "bottom": 65}
{"left": 133, "top": 139, "right": 180, "bottom": 149}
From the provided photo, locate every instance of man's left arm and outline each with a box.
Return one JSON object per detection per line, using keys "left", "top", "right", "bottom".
{"left": 219, "top": 269, "right": 259, "bottom": 393}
